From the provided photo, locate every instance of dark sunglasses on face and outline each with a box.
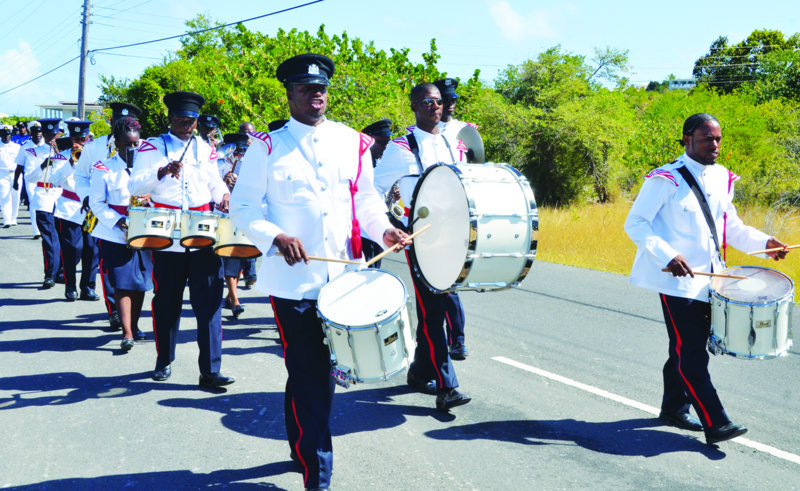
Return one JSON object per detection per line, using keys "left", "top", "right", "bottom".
{"left": 418, "top": 97, "right": 443, "bottom": 107}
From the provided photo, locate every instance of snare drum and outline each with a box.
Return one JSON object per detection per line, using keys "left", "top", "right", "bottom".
{"left": 709, "top": 265, "right": 794, "bottom": 359}
{"left": 180, "top": 210, "right": 218, "bottom": 248}
{"left": 215, "top": 215, "right": 261, "bottom": 258}
{"left": 127, "top": 207, "right": 175, "bottom": 250}
{"left": 317, "top": 269, "right": 414, "bottom": 387}
{"left": 408, "top": 162, "right": 538, "bottom": 292}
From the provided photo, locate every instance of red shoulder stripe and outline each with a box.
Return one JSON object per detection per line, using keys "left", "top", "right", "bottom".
{"left": 26, "top": 148, "right": 36, "bottom": 156}
{"left": 466, "top": 122, "right": 478, "bottom": 129}
{"left": 138, "top": 141, "right": 157, "bottom": 152}
{"left": 93, "top": 161, "right": 109, "bottom": 172}
{"left": 358, "top": 132, "right": 374, "bottom": 157}
{"left": 249, "top": 131, "right": 272, "bottom": 154}
{"left": 391, "top": 136, "right": 411, "bottom": 153}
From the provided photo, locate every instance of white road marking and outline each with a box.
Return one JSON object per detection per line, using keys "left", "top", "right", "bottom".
{"left": 492, "top": 355, "right": 800, "bottom": 466}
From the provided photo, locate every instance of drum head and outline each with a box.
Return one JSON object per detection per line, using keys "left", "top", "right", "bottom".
{"left": 409, "top": 165, "right": 469, "bottom": 291}
{"left": 711, "top": 265, "right": 794, "bottom": 304}
{"left": 317, "top": 269, "right": 407, "bottom": 327}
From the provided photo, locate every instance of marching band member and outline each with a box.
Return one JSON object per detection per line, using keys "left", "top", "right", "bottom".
{"left": 15, "top": 118, "right": 64, "bottom": 288}
{"left": 230, "top": 53, "right": 409, "bottom": 490}
{"left": 198, "top": 114, "right": 221, "bottom": 148}
{"left": 89, "top": 117, "right": 153, "bottom": 351}
{"left": 374, "top": 82, "right": 472, "bottom": 410}
{"left": 359, "top": 118, "right": 393, "bottom": 267}
{"left": 14, "top": 121, "right": 45, "bottom": 238}
{"left": 625, "top": 113, "right": 789, "bottom": 445}
{"left": 129, "top": 91, "right": 234, "bottom": 388}
{"left": 218, "top": 132, "right": 249, "bottom": 318}
{"left": 50, "top": 121, "right": 100, "bottom": 302}
{"left": 432, "top": 78, "right": 473, "bottom": 360}
{"left": 76, "top": 102, "right": 142, "bottom": 330}
{"left": 0, "top": 125, "right": 22, "bottom": 228}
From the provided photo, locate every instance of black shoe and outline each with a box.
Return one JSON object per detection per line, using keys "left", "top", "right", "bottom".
{"left": 232, "top": 304, "right": 245, "bottom": 318}
{"left": 65, "top": 290, "right": 78, "bottom": 301}
{"left": 199, "top": 372, "right": 235, "bottom": 388}
{"left": 109, "top": 312, "right": 122, "bottom": 331}
{"left": 120, "top": 338, "right": 134, "bottom": 352}
{"left": 152, "top": 364, "right": 171, "bottom": 381}
{"left": 705, "top": 422, "right": 747, "bottom": 444}
{"left": 436, "top": 388, "right": 472, "bottom": 411}
{"left": 659, "top": 411, "right": 703, "bottom": 432}
{"left": 54, "top": 276, "right": 65, "bottom": 284}
{"left": 32, "top": 234, "right": 41, "bottom": 240}
{"left": 42, "top": 279, "right": 55, "bottom": 289}
{"left": 244, "top": 276, "right": 257, "bottom": 289}
{"left": 80, "top": 289, "right": 100, "bottom": 301}
{"left": 133, "top": 328, "right": 148, "bottom": 341}
{"left": 224, "top": 298, "right": 233, "bottom": 310}
{"left": 407, "top": 370, "right": 437, "bottom": 395}
{"left": 289, "top": 450, "right": 302, "bottom": 467}
{"left": 449, "top": 342, "right": 468, "bottom": 360}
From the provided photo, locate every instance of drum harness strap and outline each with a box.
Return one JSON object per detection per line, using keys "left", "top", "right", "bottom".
{"left": 406, "top": 132, "right": 455, "bottom": 175}
{"left": 675, "top": 165, "right": 725, "bottom": 269}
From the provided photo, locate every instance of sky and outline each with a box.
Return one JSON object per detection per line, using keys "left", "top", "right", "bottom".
{"left": 0, "top": 0, "right": 798, "bottom": 117}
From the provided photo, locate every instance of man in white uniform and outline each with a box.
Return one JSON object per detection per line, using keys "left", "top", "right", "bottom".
{"left": 0, "top": 125, "right": 21, "bottom": 227}
{"left": 625, "top": 113, "right": 788, "bottom": 445}
{"left": 230, "top": 53, "right": 409, "bottom": 490}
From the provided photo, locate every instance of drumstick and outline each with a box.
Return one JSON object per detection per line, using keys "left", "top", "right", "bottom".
{"left": 746, "top": 244, "right": 799, "bottom": 255}
{"left": 364, "top": 223, "right": 432, "bottom": 268}
{"left": 661, "top": 269, "right": 749, "bottom": 280}
{"left": 275, "top": 253, "right": 361, "bottom": 265}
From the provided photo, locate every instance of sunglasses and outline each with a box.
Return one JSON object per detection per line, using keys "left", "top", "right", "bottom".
{"left": 418, "top": 97, "right": 443, "bottom": 107}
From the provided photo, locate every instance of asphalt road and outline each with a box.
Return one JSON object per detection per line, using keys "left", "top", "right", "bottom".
{"left": 1, "top": 209, "right": 799, "bottom": 490}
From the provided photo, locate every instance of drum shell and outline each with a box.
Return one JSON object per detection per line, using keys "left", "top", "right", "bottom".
{"left": 126, "top": 207, "right": 175, "bottom": 250}
{"left": 409, "top": 163, "right": 538, "bottom": 292}
{"left": 214, "top": 216, "right": 261, "bottom": 259}
{"left": 317, "top": 269, "right": 414, "bottom": 384}
{"left": 180, "top": 210, "right": 218, "bottom": 248}
{"left": 709, "top": 265, "right": 794, "bottom": 359}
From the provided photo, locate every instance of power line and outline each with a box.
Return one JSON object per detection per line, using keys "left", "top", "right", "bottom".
{"left": 0, "top": 56, "right": 80, "bottom": 96}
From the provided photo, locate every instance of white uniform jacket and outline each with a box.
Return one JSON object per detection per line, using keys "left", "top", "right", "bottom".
{"left": 374, "top": 126, "right": 467, "bottom": 196}
{"left": 229, "top": 117, "right": 393, "bottom": 301}
{"left": 50, "top": 150, "right": 85, "bottom": 224}
{"left": 75, "top": 135, "right": 113, "bottom": 202}
{"left": 129, "top": 132, "right": 228, "bottom": 253}
{"left": 16, "top": 142, "right": 63, "bottom": 212}
{"left": 89, "top": 155, "right": 132, "bottom": 245}
{"left": 0, "top": 140, "right": 21, "bottom": 174}
{"left": 625, "top": 153, "right": 771, "bottom": 301}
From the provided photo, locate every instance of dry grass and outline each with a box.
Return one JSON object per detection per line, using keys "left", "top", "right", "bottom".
{"left": 538, "top": 202, "right": 800, "bottom": 295}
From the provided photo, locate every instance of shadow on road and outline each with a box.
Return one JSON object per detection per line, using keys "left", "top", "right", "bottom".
{"left": 6, "top": 462, "right": 297, "bottom": 490}
{"left": 424, "top": 417, "right": 726, "bottom": 460}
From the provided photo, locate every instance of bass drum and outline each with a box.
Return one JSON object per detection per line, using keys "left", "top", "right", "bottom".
{"left": 408, "top": 162, "right": 538, "bottom": 292}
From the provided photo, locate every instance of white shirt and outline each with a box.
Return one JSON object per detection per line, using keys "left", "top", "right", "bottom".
{"left": 50, "top": 149, "right": 85, "bottom": 224}
{"left": 15, "top": 141, "right": 63, "bottom": 212}
{"left": 230, "top": 117, "right": 392, "bottom": 300}
{"left": 89, "top": 154, "right": 132, "bottom": 244}
{"left": 374, "top": 126, "right": 467, "bottom": 196}
{"left": 625, "top": 153, "right": 771, "bottom": 300}
{"left": 0, "top": 140, "right": 21, "bottom": 173}
{"left": 75, "top": 134, "right": 114, "bottom": 202}
{"left": 129, "top": 132, "right": 229, "bottom": 253}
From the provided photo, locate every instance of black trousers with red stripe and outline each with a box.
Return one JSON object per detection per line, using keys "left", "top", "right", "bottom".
{"left": 444, "top": 292, "right": 466, "bottom": 346}
{"left": 659, "top": 294, "right": 730, "bottom": 429}
{"left": 406, "top": 253, "right": 459, "bottom": 391}
{"left": 56, "top": 218, "right": 98, "bottom": 293}
{"left": 35, "top": 210, "right": 61, "bottom": 281}
{"left": 270, "top": 296, "right": 334, "bottom": 489}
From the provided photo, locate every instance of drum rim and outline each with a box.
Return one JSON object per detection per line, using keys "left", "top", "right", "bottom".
{"left": 317, "top": 268, "right": 409, "bottom": 324}
{"left": 709, "top": 334, "right": 793, "bottom": 360}
{"left": 127, "top": 235, "right": 173, "bottom": 250}
{"left": 710, "top": 264, "right": 795, "bottom": 303}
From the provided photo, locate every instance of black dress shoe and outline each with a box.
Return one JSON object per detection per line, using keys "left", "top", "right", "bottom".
{"left": 436, "top": 388, "right": 472, "bottom": 411}
{"left": 54, "top": 276, "right": 65, "bottom": 284}
{"left": 232, "top": 304, "right": 245, "bottom": 318}
{"left": 199, "top": 372, "right": 235, "bottom": 388}
{"left": 108, "top": 312, "right": 122, "bottom": 331}
{"left": 65, "top": 290, "right": 78, "bottom": 301}
{"left": 407, "top": 369, "right": 437, "bottom": 395}
{"left": 133, "top": 328, "right": 148, "bottom": 340}
{"left": 120, "top": 338, "right": 134, "bottom": 352}
{"left": 80, "top": 289, "right": 100, "bottom": 301}
{"left": 449, "top": 342, "right": 468, "bottom": 360}
{"left": 659, "top": 411, "right": 703, "bottom": 432}
{"left": 42, "top": 279, "right": 55, "bottom": 289}
{"left": 705, "top": 422, "right": 747, "bottom": 444}
{"left": 152, "top": 364, "right": 172, "bottom": 381}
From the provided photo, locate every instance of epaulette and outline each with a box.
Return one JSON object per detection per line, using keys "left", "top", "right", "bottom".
{"left": 466, "top": 122, "right": 478, "bottom": 129}
{"left": 26, "top": 148, "right": 36, "bottom": 156}
{"left": 137, "top": 141, "right": 157, "bottom": 152}
{"left": 391, "top": 136, "right": 411, "bottom": 153}
{"left": 248, "top": 131, "right": 273, "bottom": 154}
{"left": 93, "top": 161, "right": 109, "bottom": 172}
{"left": 52, "top": 153, "right": 68, "bottom": 160}
{"left": 358, "top": 132, "right": 374, "bottom": 157}
{"left": 644, "top": 168, "right": 678, "bottom": 187}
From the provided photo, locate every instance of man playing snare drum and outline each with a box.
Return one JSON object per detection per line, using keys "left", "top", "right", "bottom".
{"left": 230, "top": 53, "right": 408, "bottom": 490}
{"left": 625, "top": 113, "right": 788, "bottom": 445}
{"left": 129, "top": 91, "right": 234, "bottom": 388}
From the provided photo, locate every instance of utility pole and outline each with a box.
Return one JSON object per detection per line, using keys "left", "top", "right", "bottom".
{"left": 77, "top": 0, "right": 91, "bottom": 119}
